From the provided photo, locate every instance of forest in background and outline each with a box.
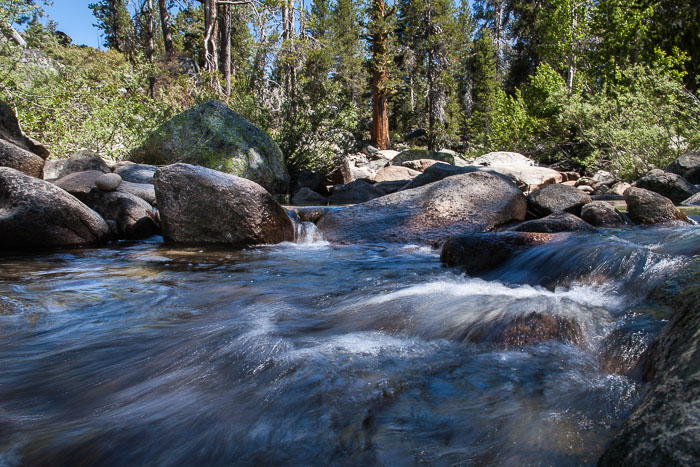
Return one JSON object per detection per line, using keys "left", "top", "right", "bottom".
{"left": 0, "top": 0, "right": 699, "bottom": 181}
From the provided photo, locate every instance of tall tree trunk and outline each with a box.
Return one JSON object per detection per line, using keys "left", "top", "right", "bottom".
{"left": 158, "top": 0, "right": 174, "bottom": 58}
{"left": 282, "top": 0, "right": 296, "bottom": 109}
{"left": 0, "top": 21, "right": 26, "bottom": 47}
{"left": 204, "top": 0, "right": 219, "bottom": 73}
{"left": 146, "top": 0, "right": 156, "bottom": 98}
{"left": 370, "top": 0, "right": 390, "bottom": 150}
{"left": 426, "top": 2, "right": 434, "bottom": 151}
{"left": 222, "top": 4, "right": 232, "bottom": 97}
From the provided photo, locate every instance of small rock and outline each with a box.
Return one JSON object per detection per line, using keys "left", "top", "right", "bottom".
{"left": 118, "top": 180, "right": 156, "bottom": 206}
{"left": 401, "top": 159, "right": 439, "bottom": 172}
{"left": 329, "top": 179, "right": 385, "bottom": 204}
{"left": 292, "top": 187, "right": 329, "bottom": 206}
{"left": 465, "top": 312, "right": 582, "bottom": 347}
{"left": 527, "top": 184, "right": 593, "bottom": 217}
{"left": 95, "top": 173, "right": 122, "bottom": 191}
{"left": 509, "top": 211, "right": 597, "bottom": 233}
{"left": 580, "top": 201, "right": 626, "bottom": 227}
{"left": 578, "top": 185, "right": 594, "bottom": 194}
{"left": 624, "top": 187, "right": 689, "bottom": 225}
{"left": 633, "top": 169, "right": 698, "bottom": 204}
{"left": 610, "top": 181, "right": 632, "bottom": 196}
{"left": 680, "top": 192, "right": 700, "bottom": 206}
{"left": 86, "top": 188, "right": 158, "bottom": 239}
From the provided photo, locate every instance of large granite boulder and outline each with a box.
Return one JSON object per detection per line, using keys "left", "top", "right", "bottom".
{"left": 508, "top": 212, "right": 597, "bottom": 233}
{"left": 317, "top": 172, "right": 527, "bottom": 245}
{"left": 599, "top": 259, "right": 700, "bottom": 466}
{"left": 441, "top": 231, "right": 557, "bottom": 274}
{"left": 527, "top": 184, "right": 593, "bottom": 217}
{"left": 624, "top": 187, "right": 689, "bottom": 225}
{"left": 402, "top": 163, "right": 483, "bottom": 190}
{"left": 470, "top": 151, "right": 535, "bottom": 167}
{"left": 0, "top": 138, "right": 44, "bottom": 178}
{"left": 0, "top": 167, "right": 109, "bottom": 249}
{"left": 113, "top": 161, "right": 156, "bottom": 184}
{"left": 633, "top": 169, "right": 698, "bottom": 204}
{"left": 154, "top": 163, "right": 294, "bottom": 246}
{"left": 130, "top": 101, "right": 289, "bottom": 194}
{"left": 86, "top": 189, "right": 158, "bottom": 239}
{"left": 580, "top": 201, "right": 626, "bottom": 227}
{"left": 0, "top": 100, "right": 49, "bottom": 159}
{"left": 666, "top": 151, "right": 700, "bottom": 184}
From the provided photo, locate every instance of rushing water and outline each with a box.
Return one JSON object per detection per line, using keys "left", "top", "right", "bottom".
{"left": 0, "top": 221, "right": 698, "bottom": 466}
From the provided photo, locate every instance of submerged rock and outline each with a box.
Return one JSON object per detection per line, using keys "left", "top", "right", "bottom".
{"left": 0, "top": 167, "right": 109, "bottom": 248}
{"left": 154, "top": 163, "right": 294, "bottom": 246}
{"left": 317, "top": 171, "right": 527, "bottom": 245}
{"left": 509, "top": 212, "right": 597, "bottom": 233}
{"left": 624, "top": 187, "right": 689, "bottom": 225}
{"left": 130, "top": 100, "right": 289, "bottom": 194}
{"left": 441, "top": 231, "right": 557, "bottom": 274}
{"left": 527, "top": 184, "right": 593, "bottom": 217}
{"left": 633, "top": 169, "right": 698, "bottom": 204}
{"left": 599, "top": 259, "right": 700, "bottom": 466}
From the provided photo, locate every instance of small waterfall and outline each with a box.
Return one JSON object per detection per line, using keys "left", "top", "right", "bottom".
{"left": 295, "top": 221, "right": 327, "bottom": 245}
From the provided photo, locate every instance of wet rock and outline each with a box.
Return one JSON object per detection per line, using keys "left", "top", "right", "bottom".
{"left": 0, "top": 100, "right": 49, "bottom": 159}
{"left": 0, "top": 167, "right": 110, "bottom": 249}
{"left": 469, "top": 312, "right": 582, "bottom": 347}
{"left": 401, "top": 159, "right": 439, "bottom": 172}
{"left": 286, "top": 206, "right": 335, "bottom": 224}
{"left": 598, "top": 326, "right": 654, "bottom": 377}
{"left": 318, "top": 171, "right": 527, "bottom": 245}
{"left": 599, "top": 259, "right": 700, "bottom": 466}
{"left": 373, "top": 165, "right": 421, "bottom": 183}
{"left": 0, "top": 138, "right": 44, "bottom": 177}
{"left": 113, "top": 161, "right": 156, "bottom": 184}
{"left": 666, "top": 150, "right": 700, "bottom": 184}
{"left": 441, "top": 231, "right": 557, "bottom": 274}
{"left": 527, "top": 183, "right": 593, "bottom": 217}
{"left": 633, "top": 169, "right": 698, "bottom": 204}
{"left": 329, "top": 179, "right": 385, "bottom": 204}
{"left": 55, "top": 150, "right": 111, "bottom": 179}
{"left": 154, "top": 163, "right": 294, "bottom": 246}
{"left": 53, "top": 170, "right": 105, "bottom": 202}
{"left": 292, "top": 187, "right": 328, "bottom": 206}
{"left": 95, "top": 173, "right": 122, "bottom": 191}
{"left": 470, "top": 151, "right": 535, "bottom": 167}
{"left": 509, "top": 212, "right": 597, "bottom": 233}
{"left": 86, "top": 189, "right": 158, "bottom": 239}
{"left": 130, "top": 100, "right": 289, "bottom": 194}
{"left": 680, "top": 192, "right": 700, "bottom": 206}
{"left": 624, "top": 187, "right": 689, "bottom": 225}
{"left": 580, "top": 201, "right": 626, "bottom": 227}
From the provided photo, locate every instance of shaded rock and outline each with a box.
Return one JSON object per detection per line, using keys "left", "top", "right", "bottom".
{"left": 599, "top": 259, "right": 700, "bottom": 466}
{"left": 292, "top": 187, "right": 328, "bottom": 206}
{"left": 509, "top": 212, "right": 597, "bottom": 233}
{"left": 402, "top": 163, "right": 481, "bottom": 190}
{"left": 441, "top": 231, "right": 557, "bottom": 274}
{"left": 401, "top": 158, "right": 439, "bottom": 172}
{"left": 86, "top": 189, "right": 158, "bottom": 239}
{"left": 118, "top": 180, "right": 156, "bottom": 206}
{"left": 294, "top": 170, "right": 327, "bottom": 195}
{"left": 633, "top": 169, "right": 698, "bottom": 204}
{"left": 0, "top": 100, "right": 49, "bottom": 159}
{"left": 361, "top": 145, "right": 379, "bottom": 156}
{"left": 113, "top": 161, "right": 156, "bottom": 184}
{"left": 329, "top": 179, "right": 385, "bottom": 204}
{"left": 0, "top": 167, "right": 109, "bottom": 249}
{"left": 680, "top": 192, "right": 700, "bottom": 206}
{"left": 528, "top": 183, "right": 593, "bottom": 217}
{"left": 666, "top": 151, "right": 700, "bottom": 184}
{"left": 318, "top": 172, "right": 527, "bottom": 245}
{"left": 390, "top": 149, "right": 456, "bottom": 166}
{"left": 95, "top": 173, "right": 122, "bottom": 191}
{"left": 154, "top": 163, "right": 293, "bottom": 245}
{"left": 373, "top": 165, "right": 421, "bottom": 183}
{"left": 374, "top": 180, "right": 409, "bottom": 194}
{"left": 561, "top": 171, "right": 580, "bottom": 182}
{"left": 0, "top": 138, "right": 44, "bottom": 177}
{"left": 471, "top": 151, "right": 535, "bottom": 167}
{"left": 404, "top": 128, "right": 427, "bottom": 144}
{"left": 53, "top": 170, "right": 105, "bottom": 202}
{"left": 580, "top": 201, "right": 626, "bottom": 227}
{"left": 56, "top": 150, "right": 111, "bottom": 179}
{"left": 286, "top": 206, "right": 335, "bottom": 224}
{"left": 624, "top": 187, "right": 689, "bottom": 225}
{"left": 130, "top": 101, "right": 289, "bottom": 194}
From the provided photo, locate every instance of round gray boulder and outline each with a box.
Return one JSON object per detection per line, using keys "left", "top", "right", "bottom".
{"left": 666, "top": 151, "right": 700, "bottom": 184}
{"left": 95, "top": 173, "right": 122, "bottom": 191}
{"left": 624, "top": 187, "right": 689, "bottom": 225}
{"left": 527, "top": 184, "right": 593, "bottom": 217}
{"left": 509, "top": 211, "right": 597, "bottom": 233}
{"left": 633, "top": 169, "right": 698, "bottom": 204}
{"left": 154, "top": 163, "right": 294, "bottom": 246}
{"left": 0, "top": 167, "right": 110, "bottom": 249}
{"left": 580, "top": 201, "right": 626, "bottom": 227}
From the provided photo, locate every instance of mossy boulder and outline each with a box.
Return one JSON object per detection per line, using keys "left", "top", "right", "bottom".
{"left": 129, "top": 100, "right": 289, "bottom": 194}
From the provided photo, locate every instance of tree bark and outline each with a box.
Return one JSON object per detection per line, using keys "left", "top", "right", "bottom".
{"left": 222, "top": 4, "right": 232, "bottom": 97}
{"left": 145, "top": 0, "right": 156, "bottom": 97}
{"left": 204, "top": 0, "right": 219, "bottom": 73}
{"left": 158, "top": 0, "right": 174, "bottom": 58}
{"left": 370, "top": 0, "right": 390, "bottom": 150}
{"left": 0, "top": 22, "right": 26, "bottom": 47}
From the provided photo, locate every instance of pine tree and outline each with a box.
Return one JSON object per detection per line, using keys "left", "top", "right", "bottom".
{"left": 468, "top": 28, "right": 500, "bottom": 149}
{"left": 89, "top": 0, "right": 136, "bottom": 55}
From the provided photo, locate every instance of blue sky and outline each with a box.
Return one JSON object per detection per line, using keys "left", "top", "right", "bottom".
{"left": 43, "top": 1, "right": 103, "bottom": 48}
